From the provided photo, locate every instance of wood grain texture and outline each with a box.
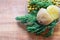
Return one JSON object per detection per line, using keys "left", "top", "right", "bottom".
{"left": 0, "top": 0, "right": 60, "bottom": 40}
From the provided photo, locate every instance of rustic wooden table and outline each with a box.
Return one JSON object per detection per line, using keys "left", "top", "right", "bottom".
{"left": 0, "top": 0, "right": 60, "bottom": 40}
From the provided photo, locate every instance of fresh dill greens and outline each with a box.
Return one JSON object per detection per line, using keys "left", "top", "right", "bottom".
{"left": 16, "top": 0, "right": 58, "bottom": 37}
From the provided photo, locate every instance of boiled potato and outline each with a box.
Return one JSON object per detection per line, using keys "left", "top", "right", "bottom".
{"left": 37, "top": 5, "right": 59, "bottom": 25}
{"left": 37, "top": 8, "right": 53, "bottom": 25}
{"left": 47, "top": 5, "right": 59, "bottom": 20}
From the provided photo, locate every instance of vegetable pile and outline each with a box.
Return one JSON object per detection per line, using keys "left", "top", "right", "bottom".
{"left": 16, "top": 0, "right": 59, "bottom": 37}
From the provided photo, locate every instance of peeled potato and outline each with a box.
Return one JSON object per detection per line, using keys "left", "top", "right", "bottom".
{"left": 37, "top": 5, "right": 59, "bottom": 25}
{"left": 47, "top": 5, "right": 59, "bottom": 20}
{"left": 37, "top": 8, "right": 54, "bottom": 25}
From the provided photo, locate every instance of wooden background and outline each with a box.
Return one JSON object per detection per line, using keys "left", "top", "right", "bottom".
{"left": 0, "top": 0, "right": 60, "bottom": 40}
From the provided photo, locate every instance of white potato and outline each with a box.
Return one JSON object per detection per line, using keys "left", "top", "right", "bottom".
{"left": 47, "top": 5, "right": 59, "bottom": 20}
{"left": 37, "top": 8, "right": 54, "bottom": 25}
